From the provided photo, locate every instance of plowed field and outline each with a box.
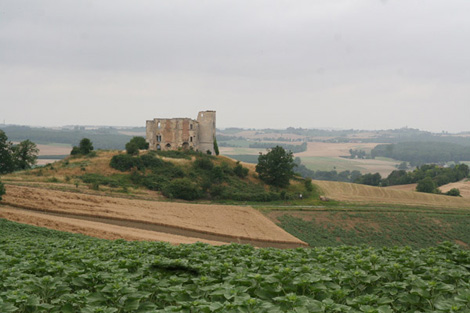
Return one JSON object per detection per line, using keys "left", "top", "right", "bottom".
{"left": 1, "top": 185, "right": 306, "bottom": 247}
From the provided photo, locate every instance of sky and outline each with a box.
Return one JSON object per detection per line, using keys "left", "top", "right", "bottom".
{"left": 0, "top": 0, "right": 469, "bottom": 132}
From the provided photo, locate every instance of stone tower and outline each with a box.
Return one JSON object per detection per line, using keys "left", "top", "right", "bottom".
{"left": 197, "top": 110, "right": 216, "bottom": 155}
{"left": 146, "top": 110, "right": 216, "bottom": 153}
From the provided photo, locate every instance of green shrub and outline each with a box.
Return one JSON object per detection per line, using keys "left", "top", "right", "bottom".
{"left": 304, "top": 179, "right": 313, "bottom": 192}
{"left": 128, "top": 136, "right": 149, "bottom": 150}
{"left": 194, "top": 157, "right": 213, "bottom": 171}
{"left": 210, "top": 166, "right": 225, "bottom": 183}
{"left": 47, "top": 177, "right": 60, "bottom": 183}
{"left": 125, "top": 141, "right": 140, "bottom": 155}
{"left": 140, "top": 153, "right": 165, "bottom": 169}
{"left": 0, "top": 181, "right": 5, "bottom": 201}
{"left": 234, "top": 162, "right": 249, "bottom": 178}
{"left": 446, "top": 188, "right": 461, "bottom": 197}
{"left": 155, "top": 150, "right": 193, "bottom": 159}
{"left": 70, "top": 146, "right": 80, "bottom": 155}
{"left": 162, "top": 178, "right": 201, "bottom": 200}
{"left": 110, "top": 154, "right": 141, "bottom": 171}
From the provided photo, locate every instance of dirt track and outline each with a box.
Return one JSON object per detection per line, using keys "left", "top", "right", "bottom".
{"left": 1, "top": 185, "right": 307, "bottom": 248}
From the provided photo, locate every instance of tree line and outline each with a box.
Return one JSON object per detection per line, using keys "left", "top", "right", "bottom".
{"left": 2, "top": 125, "right": 132, "bottom": 150}
{"left": 371, "top": 142, "right": 470, "bottom": 166}
{"left": 0, "top": 130, "right": 40, "bottom": 200}
{"left": 355, "top": 164, "right": 469, "bottom": 195}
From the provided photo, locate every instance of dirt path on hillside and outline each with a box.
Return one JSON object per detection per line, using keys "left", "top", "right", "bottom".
{"left": 1, "top": 185, "right": 307, "bottom": 248}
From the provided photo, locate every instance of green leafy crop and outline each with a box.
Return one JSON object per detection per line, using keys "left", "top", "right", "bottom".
{"left": 1, "top": 219, "right": 470, "bottom": 312}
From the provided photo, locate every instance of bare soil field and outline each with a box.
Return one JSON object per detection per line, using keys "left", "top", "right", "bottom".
{"left": 35, "top": 143, "right": 72, "bottom": 156}
{"left": 314, "top": 180, "right": 470, "bottom": 208}
{"left": 1, "top": 185, "right": 306, "bottom": 247}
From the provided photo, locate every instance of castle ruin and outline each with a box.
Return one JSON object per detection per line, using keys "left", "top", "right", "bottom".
{"left": 146, "top": 111, "right": 216, "bottom": 154}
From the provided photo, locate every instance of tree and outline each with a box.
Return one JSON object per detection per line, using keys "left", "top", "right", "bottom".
{"left": 79, "top": 138, "right": 94, "bottom": 155}
{"left": 0, "top": 180, "right": 5, "bottom": 201}
{"left": 0, "top": 130, "right": 14, "bottom": 174}
{"left": 129, "top": 137, "right": 149, "bottom": 150}
{"left": 125, "top": 141, "right": 140, "bottom": 155}
{"left": 416, "top": 177, "right": 437, "bottom": 193}
{"left": 71, "top": 138, "right": 94, "bottom": 155}
{"left": 12, "top": 140, "right": 39, "bottom": 170}
{"left": 354, "top": 173, "right": 382, "bottom": 186}
{"left": 213, "top": 137, "right": 219, "bottom": 156}
{"left": 397, "top": 162, "right": 408, "bottom": 170}
{"left": 256, "top": 146, "right": 295, "bottom": 188}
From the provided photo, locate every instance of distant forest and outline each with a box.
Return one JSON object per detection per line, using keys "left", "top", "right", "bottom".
{"left": 1, "top": 125, "right": 132, "bottom": 150}
{"left": 372, "top": 142, "right": 470, "bottom": 166}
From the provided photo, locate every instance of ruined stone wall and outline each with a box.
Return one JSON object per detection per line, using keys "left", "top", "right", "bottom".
{"left": 146, "top": 118, "right": 199, "bottom": 151}
{"left": 146, "top": 111, "right": 216, "bottom": 153}
{"left": 197, "top": 111, "right": 216, "bottom": 155}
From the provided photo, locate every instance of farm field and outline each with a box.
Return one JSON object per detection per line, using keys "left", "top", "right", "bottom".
{"left": 268, "top": 209, "right": 470, "bottom": 249}
{"left": 1, "top": 185, "right": 306, "bottom": 248}
{"left": 2, "top": 219, "right": 470, "bottom": 312}
{"left": 0, "top": 206, "right": 225, "bottom": 245}
{"left": 299, "top": 156, "right": 398, "bottom": 177}
{"left": 12, "top": 142, "right": 72, "bottom": 165}
{"left": 221, "top": 141, "right": 399, "bottom": 176}
{"left": 440, "top": 180, "right": 470, "bottom": 198}
{"left": 314, "top": 180, "right": 470, "bottom": 209}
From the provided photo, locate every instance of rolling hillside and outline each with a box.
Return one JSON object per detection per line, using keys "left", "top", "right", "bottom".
{"left": 314, "top": 180, "right": 470, "bottom": 208}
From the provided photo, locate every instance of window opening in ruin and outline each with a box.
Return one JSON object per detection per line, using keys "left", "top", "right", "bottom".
{"left": 182, "top": 142, "right": 189, "bottom": 150}
{"left": 156, "top": 144, "right": 161, "bottom": 150}
{"left": 190, "top": 137, "right": 193, "bottom": 142}
{"left": 156, "top": 135, "right": 161, "bottom": 142}
{"left": 190, "top": 124, "right": 193, "bottom": 130}
{"left": 165, "top": 143, "right": 171, "bottom": 149}
{"left": 157, "top": 122, "right": 161, "bottom": 129}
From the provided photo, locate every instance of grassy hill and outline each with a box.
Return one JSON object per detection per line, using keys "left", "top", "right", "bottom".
{"left": 2, "top": 149, "right": 316, "bottom": 204}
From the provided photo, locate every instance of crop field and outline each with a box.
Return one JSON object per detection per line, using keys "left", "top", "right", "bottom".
{"left": 1, "top": 185, "right": 305, "bottom": 248}
{"left": 314, "top": 180, "right": 470, "bottom": 209}
{"left": 2, "top": 219, "right": 470, "bottom": 312}
{"left": 269, "top": 210, "right": 470, "bottom": 249}
{"left": 298, "top": 156, "right": 399, "bottom": 177}
{"left": 440, "top": 180, "right": 470, "bottom": 198}
{"left": 220, "top": 141, "right": 399, "bottom": 176}
{"left": 0, "top": 206, "right": 226, "bottom": 245}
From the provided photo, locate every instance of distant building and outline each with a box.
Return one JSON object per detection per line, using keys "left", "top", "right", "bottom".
{"left": 146, "top": 111, "right": 216, "bottom": 154}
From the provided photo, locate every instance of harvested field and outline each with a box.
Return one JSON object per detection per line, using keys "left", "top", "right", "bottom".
{"left": 1, "top": 185, "right": 306, "bottom": 247}
{"left": 385, "top": 184, "right": 418, "bottom": 192}
{"left": 0, "top": 206, "right": 225, "bottom": 245}
{"left": 296, "top": 142, "right": 381, "bottom": 158}
{"left": 440, "top": 180, "right": 470, "bottom": 198}
{"left": 314, "top": 180, "right": 470, "bottom": 208}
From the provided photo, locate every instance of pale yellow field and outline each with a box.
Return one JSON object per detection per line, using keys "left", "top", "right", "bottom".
{"left": 2, "top": 185, "right": 306, "bottom": 247}
{"left": 440, "top": 180, "right": 470, "bottom": 198}
{"left": 296, "top": 142, "right": 381, "bottom": 157}
{"left": 314, "top": 180, "right": 470, "bottom": 208}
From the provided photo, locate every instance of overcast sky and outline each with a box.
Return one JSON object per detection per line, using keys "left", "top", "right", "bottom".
{"left": 1, "top": 0, "right": 469, "bottom": 132}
